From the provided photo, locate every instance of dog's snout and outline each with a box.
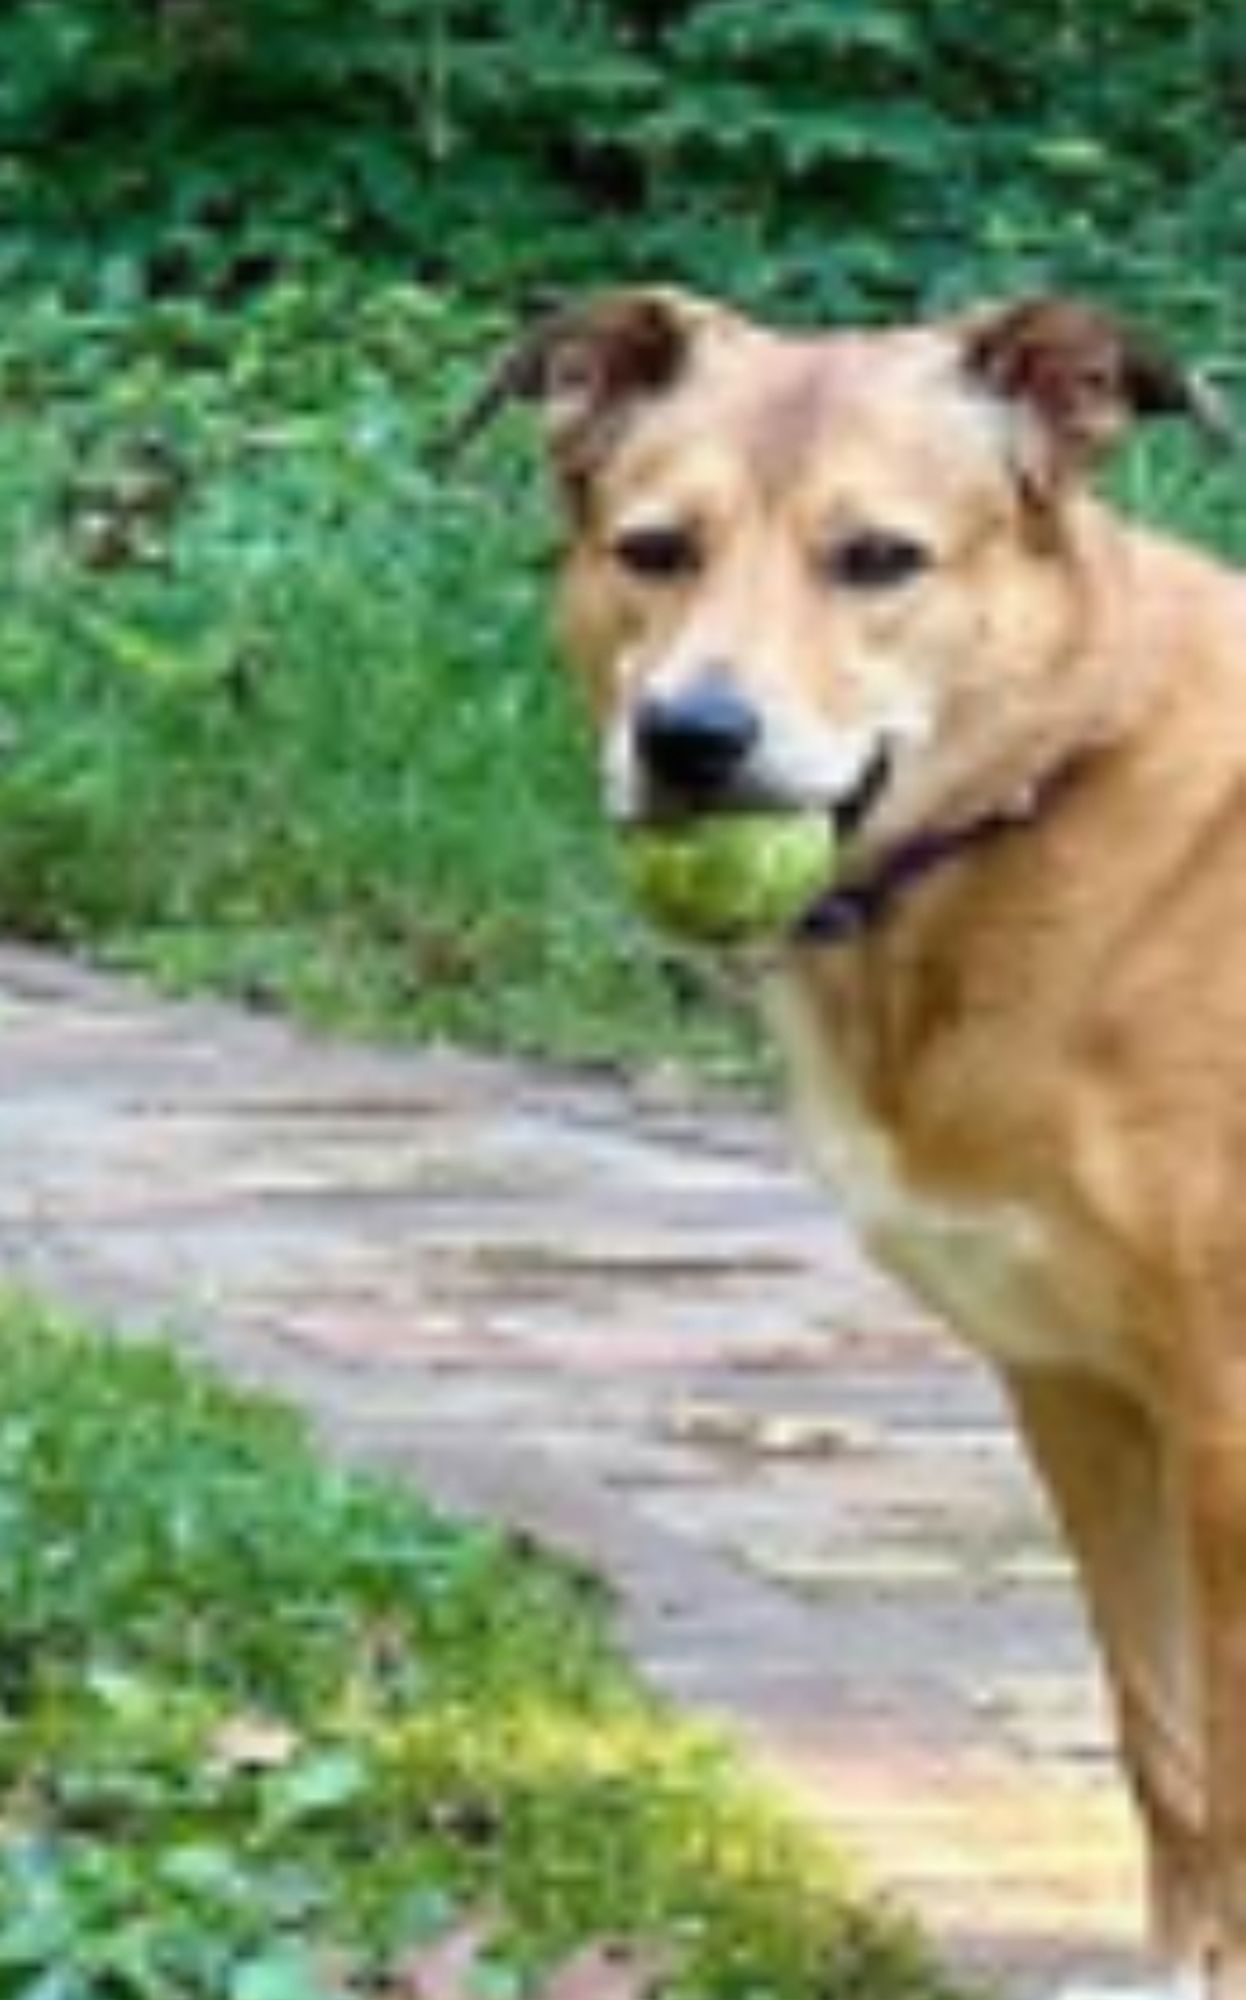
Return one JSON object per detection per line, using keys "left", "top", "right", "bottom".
{"left": 634, "top": 676, "right": 760, "bottom": 800}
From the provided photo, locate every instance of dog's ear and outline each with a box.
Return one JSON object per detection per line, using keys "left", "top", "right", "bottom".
{"left": 958, "top": 296, "right": 1227, "bottom": 495}
{"left": 442, "top": 288, "right": 719, "bottom": 495}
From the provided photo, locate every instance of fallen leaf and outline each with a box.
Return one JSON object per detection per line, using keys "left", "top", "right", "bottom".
{"left": 543, "top": 1941, "right": 667, "bottom": 2000}
{"left": 209, "top": 1714, "right": 301, "bottom": 1775}
{"left": 664, "top": 1400, "right": 755, "bottom": 1449}
{"left": 665, "top": 1399, "right": 878, "bottom": 1459}
{"left": 382, "top": 1921, "right": 664, "bottom": 2000}
{"left": 749, "top": 1413, "right": 880, "bottom": 1459}
{"left": 384, "top": 1915, "right": 496, "bottom": 2000}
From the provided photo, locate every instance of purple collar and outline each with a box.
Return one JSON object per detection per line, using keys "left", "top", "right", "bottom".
{"left": 797, "top": 755, "right": 1088, "bottom": 948}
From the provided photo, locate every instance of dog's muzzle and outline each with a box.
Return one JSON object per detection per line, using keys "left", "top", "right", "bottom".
{"left": 633, "top": 677, "right": 760, "bottom": 811}
{"left": 628, "top": 675, "right": 896, "bottom": 841}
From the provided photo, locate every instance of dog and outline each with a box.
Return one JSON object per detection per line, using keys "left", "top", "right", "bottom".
{"left": 463, "top": 287, "right": 1245, "bottom": 1999}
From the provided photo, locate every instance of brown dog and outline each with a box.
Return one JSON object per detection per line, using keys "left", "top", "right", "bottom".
{"left": 472, "top": 289, "right": 1245, "bottom": 1999}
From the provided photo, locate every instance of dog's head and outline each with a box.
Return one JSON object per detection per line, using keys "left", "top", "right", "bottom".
{"left": 466, "top": 288, "right": 1214, "bottom": 861}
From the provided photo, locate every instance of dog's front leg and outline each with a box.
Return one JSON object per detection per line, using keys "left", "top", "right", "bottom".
{"left": 1004, "top": 1367, "right": 1206, "bottom": 1986}
{"left": 1178, "top": 1386, "right": 1246, "bottom": 2000}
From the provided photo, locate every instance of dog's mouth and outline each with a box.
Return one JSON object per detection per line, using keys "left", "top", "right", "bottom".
{"left": 627, "top": 738, "right": 896, "bottom": 840}
{"left": 781, "top": 741, "right": 895, "bottom": 940}
{"left": 829, "top": 740, "right": 894, "bottom": 844}
{"left": 615, "top": 740, "right": 898, "bottom": 951}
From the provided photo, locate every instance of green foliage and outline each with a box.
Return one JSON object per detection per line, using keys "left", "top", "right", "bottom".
{"left": 0, "top": 276, "right": 761, "bottom": 1078}
{"left": 1, "top": 0, "right": 1240, "bottom": 318}
{"left": 0, "top": 1294, "right": 954, "bottom": 1997}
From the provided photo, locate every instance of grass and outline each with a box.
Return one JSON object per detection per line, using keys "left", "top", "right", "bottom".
{"left": 0, "top": 1292, "right": 958, "bottom": 2000}
{"left": 0, "top": 274, "right": 758, "bottom": 1085}
{"left": 0, "top": 270, "right": 1239, "bottom": 1082}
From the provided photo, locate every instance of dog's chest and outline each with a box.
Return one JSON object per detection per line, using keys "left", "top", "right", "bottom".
{"left": 769, "top": 979, "right": 1086, "bottom": 1372}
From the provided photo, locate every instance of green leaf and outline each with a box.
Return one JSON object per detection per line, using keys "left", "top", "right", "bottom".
{"left": 0, "top": 1875, "right": 78, "bottom": 1971}
{"left": 263, "top": 1748, "right": 370, "bottom": 1828}
{"left": 13, "top": 1972, "right": 95, "bottom": 2000}
{"left": 672, "top": 0, "right": 918, "bottom": 65}
{"left": 157, "top": 1841, "right": 254, "bottom": 1908}
{"left": 229, "top": 1945, "right": 348, "bottom": 2000}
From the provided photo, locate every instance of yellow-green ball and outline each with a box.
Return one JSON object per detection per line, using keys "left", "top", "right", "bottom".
{"left": 622, "top": 811, "right": 835, "bottom": 943}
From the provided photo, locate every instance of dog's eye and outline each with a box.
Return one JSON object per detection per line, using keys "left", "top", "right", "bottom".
{"left": 610, "top": 523, "right": 700, "bottom": 581}
{"left": 825, "top": 531, "right": 932, "bottom": 590}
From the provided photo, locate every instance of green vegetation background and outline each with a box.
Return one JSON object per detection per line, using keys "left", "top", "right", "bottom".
{"left": 0, "top": 0, "right": 1241, "bottom": 1074}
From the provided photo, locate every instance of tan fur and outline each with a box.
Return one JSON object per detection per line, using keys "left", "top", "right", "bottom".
{"left": 522, "top": 291, "right": 1246, "bottom": 1995}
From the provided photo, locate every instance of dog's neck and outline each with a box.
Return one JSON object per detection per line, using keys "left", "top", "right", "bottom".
{"left": 798, "top": 751, "right": 1090, "bottom": 948}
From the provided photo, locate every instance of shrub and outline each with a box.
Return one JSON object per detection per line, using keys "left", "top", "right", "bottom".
{"left": 1, "top": 0, "right": 1240, "bottom": 322}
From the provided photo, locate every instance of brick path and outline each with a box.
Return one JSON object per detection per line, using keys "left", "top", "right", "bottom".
{"left": 0, "top": 945, "right": 1145, "bottom": 1993}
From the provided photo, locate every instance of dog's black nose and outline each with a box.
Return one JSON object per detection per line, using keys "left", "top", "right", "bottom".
{"left": 635, "top": 677, "right": 760, "bottom": 799}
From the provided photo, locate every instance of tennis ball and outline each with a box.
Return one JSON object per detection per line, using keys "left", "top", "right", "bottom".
{"left": 622, "top": 810, "right": 835, "bottom": 943}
